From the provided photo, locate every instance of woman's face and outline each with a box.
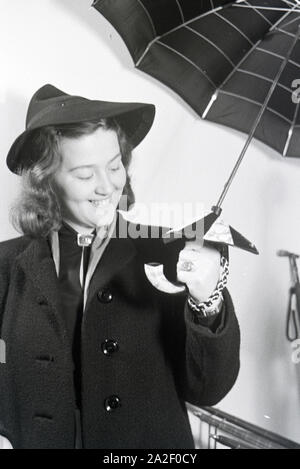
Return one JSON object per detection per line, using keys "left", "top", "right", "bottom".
{"left": 52, "top": 127, "right": 127, "bottom": 232}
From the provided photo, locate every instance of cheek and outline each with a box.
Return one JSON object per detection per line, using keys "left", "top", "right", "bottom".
{"left": 68, "top": 182, "right": 91, "bottom": 200}
{"left": 55, "top": 178, "right": 90, "bottom": 204}
{"left": 115, "top": 167, "right": 127, "bottom": 189}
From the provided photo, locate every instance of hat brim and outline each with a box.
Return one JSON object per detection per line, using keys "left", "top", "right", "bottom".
{"left": 7, "top": 100, "right": 156, "bottom": 174}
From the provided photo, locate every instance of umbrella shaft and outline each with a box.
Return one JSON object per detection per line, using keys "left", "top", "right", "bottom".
{"left": 290, "top": 257, "right": 300, "bottom": 285}
{"left": 216, "top": 26, "right": 300, "bottom": 209}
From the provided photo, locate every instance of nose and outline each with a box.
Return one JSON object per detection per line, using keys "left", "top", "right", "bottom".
{"left": 94, "top": 171, "right": 114, "bottom": 196}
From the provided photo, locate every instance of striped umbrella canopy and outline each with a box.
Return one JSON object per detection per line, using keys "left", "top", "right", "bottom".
{"left": 93, "top": 0, "right": 300, "bottom": 157}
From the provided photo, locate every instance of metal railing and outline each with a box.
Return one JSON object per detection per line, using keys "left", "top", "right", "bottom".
{"left": 192, "top": 406, "right": 300, "bottom": 449}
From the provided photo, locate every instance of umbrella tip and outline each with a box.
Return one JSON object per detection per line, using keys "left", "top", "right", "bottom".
{"left": 91, "top": 0, "right": 100, "bottom": 8}
{"left": 211, "top": 205, "right": 222, "bottom": 217}
{"left": 251, "top": 244, "right": 259, "bottom": 255}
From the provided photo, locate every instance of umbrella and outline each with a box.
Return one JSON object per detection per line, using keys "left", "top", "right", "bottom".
{"left": 93, "top": 0, "right": 300, "bottom": 157}
{"left": 93, "top": 0, "right": 300, "bottom": 293}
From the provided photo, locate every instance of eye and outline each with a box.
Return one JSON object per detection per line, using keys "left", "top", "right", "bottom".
{"left": 109, "top": 160, "right": 122, "bottom": 172}
{"left": 77, "top": 175, "right": 93, "bottom": 180}
{"left": 78, "top": 176, "right": 93, "bottom": 181}
{"left": 110, "top": 165, "right": 120, "bottom": 172}
{"left": 74, "top": 171, "right": 94, "bottom": 180}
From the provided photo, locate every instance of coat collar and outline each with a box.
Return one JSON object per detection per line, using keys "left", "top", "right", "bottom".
{"left": 83, "top": 214, "right": 137, "bottom": 312}
{"left": 16, "top": 214, "right": 138, "bottom": 317}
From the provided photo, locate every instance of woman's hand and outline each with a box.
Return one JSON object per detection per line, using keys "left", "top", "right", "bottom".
{"left": 177, "top": 241, "right": 221, "bottom": 303}
{"left": 0, "top": 435, "right": 13, "bottom": 449}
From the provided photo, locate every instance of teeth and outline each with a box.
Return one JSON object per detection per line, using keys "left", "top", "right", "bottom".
{"left": 89, "top": 199, "right": 110, "bottom": 207}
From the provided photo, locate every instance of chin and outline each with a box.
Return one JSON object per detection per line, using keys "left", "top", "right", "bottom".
{"left": 96, "top": 213, "right": 115, "bottom": 227}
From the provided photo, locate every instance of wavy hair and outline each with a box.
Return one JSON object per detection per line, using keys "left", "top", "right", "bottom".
{"left": 10, "top": 119, "right": 135, "bottom": 238}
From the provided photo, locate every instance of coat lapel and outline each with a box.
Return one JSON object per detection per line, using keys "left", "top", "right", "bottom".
{"left": 84, "top": 233, "right": 137, "bottom": 313}
{"left": 16, "top": 219, "right": 138, "bottom": 330}
{"left": 16, "top": 236, "right": 69, "bottom": 343}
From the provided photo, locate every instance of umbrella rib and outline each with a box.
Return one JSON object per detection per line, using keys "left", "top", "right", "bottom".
{"left": 218, "top": 90, "right": 292, "bottom": 124}
{"left": 256, "top": 47, "right": 285, "bottom": 59}
{"left": 256, "top": 46, "right": 300, "bottom": 69}
{"left": 136, "top": 0, "right": 157, "bottom": 37}
{"left": 135, "top": 1, "right": 238, "bottom": 66}
{"left": 155, "top": 41, "right": 217, "bottom": 89}
{"left": 233, "top": 4, "right": 300, "bottom": 12}
{"left": 255, "top": 47, "right": 285, "bottom": 59}
{"left": 290, "top": 58, "right": 300, "bottom": 68}
{"left": 281, "top": 0, "right": 300, "bottom": 9}
{"left": 241, "top": 0, "right": 273, "bottom": 26}
{"left": 239, "top": 1, "right": 300, "bottom": 37}
{"left": 284, "top": 0, "right": 300, "bottom": 5}
{"left": 237, "top": 68, "right": 293, "bottom": 94}
{"left": 157, "top": 2, "right": 238, "bottom": 37}
{"left": 272, "top": 26, "right": 300, "bottom": 38}
{"left": 215, "top": 12, "right": 254, "bottom": 45}
{"left": 175, "top": 0, "right": 185, "bottom": 22}
{"left": 203, "top": 3, "right": 299, "bottom": 116}
{"left": 136, "top": 38, "right": 160, "bottom": 67}
{"left": 185, "top": 26, "right": 235, "bottom": 67}
{"left": 280, "top": 14, "right": 300, "bottom": 29}
{"left": 281, "top": 0, "right": 298, "bottom": 6}
{"left": 275, "top": 3, "right": 300, "bottom": 28}
{"left": 283, "top": 101, "right": 300, "bottom": 156}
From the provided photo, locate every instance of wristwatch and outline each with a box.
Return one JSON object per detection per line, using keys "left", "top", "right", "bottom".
{"left": 187, "top": 293, "right": 224, "bottom": 318}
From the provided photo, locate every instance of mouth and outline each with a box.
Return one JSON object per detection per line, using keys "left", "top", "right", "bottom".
{"left": 88, "top": 198, "right": 112, "bottom": 208}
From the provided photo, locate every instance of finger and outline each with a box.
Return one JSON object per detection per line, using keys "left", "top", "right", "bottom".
{"left": 178, "top": 250, "right": 203, "bottom": 262}
{"left": 184, "top": 240, "right": 204, "bottom": 252}
{"left": 176, "top": 269, "right": 192, "bottom": 284}
{"left": 180, "top": 248, "right": 221, "bottom": 267}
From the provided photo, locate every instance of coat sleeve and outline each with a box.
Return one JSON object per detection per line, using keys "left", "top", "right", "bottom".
{"left": 0, "top": 262, "right": 9, "bottom": 331}
{"left": 0, "top": 246, "right": 14, "bottom": 444}
{"left": 161, "top": 287, "right": 240, "bottom": 407}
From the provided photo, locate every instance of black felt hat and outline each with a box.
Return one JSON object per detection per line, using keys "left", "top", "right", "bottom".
{"left": 7, "top": 84, "right": 156, "bottom": 174}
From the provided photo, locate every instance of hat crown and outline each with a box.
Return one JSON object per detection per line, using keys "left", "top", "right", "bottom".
{"left": 7, "top": 84, "right": 156, "bottom": 174}
{"left": 26, "top": 84, "right": 82, "bottom": 128}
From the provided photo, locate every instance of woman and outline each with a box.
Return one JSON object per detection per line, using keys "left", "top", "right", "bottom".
{"left": 0, "top": 85, "right": 240, "bottom": 449}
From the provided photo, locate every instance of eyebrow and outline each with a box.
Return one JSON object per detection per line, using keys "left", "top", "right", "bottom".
{"left": 69, "top": 153, "right": 121, "bottom": 172}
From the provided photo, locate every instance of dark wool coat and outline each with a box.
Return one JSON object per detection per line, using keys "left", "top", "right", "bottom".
{"left": 0, "top": 229, "right": 240, "bottom": 449}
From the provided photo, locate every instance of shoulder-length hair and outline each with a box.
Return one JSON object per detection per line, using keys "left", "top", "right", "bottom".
{"left": 10, "top": 119, "right": 135, "bottom": 238}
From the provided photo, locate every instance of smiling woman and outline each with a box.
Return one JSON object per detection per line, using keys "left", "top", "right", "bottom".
{"left": 10, "top": 119, "right": 135, "bottom": 238}
{"left": 0, "top": 84, "right": 240, "bottom": 449}
{"left": 53, "top": 126, "right": 127, "bottom": 231}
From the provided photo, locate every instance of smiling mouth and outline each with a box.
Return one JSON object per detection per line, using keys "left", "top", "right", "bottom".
{"left": 88, "top": 198, "right": 111, "bottom": 208}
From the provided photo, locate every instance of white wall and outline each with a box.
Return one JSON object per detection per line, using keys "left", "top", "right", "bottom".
{"left": 1, "top": 0, "right": 300, "bottom": 445}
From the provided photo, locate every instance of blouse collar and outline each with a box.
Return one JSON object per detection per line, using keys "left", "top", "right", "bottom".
{"left": 49, "top": 213, "right": 117, "bottom": 310}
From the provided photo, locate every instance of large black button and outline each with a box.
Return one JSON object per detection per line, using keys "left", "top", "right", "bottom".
{"left": 35, "top": 355, "right": 55, "bottom": 363}
{"left": 97, "top": 289, "right": 113, "bottom": 303}
{"left": 37, "top": 295, "right": 48, "bottom": 306}
{"left": 104, "top": 395, "right": 121, "bottom": 412}
{"left": 101, "top": 339, "right": 119, "bottom": 356}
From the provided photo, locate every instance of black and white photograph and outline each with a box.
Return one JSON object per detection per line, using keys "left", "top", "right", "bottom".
{"left": 1, "top": 0, "right": 300, "bottom": 451}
